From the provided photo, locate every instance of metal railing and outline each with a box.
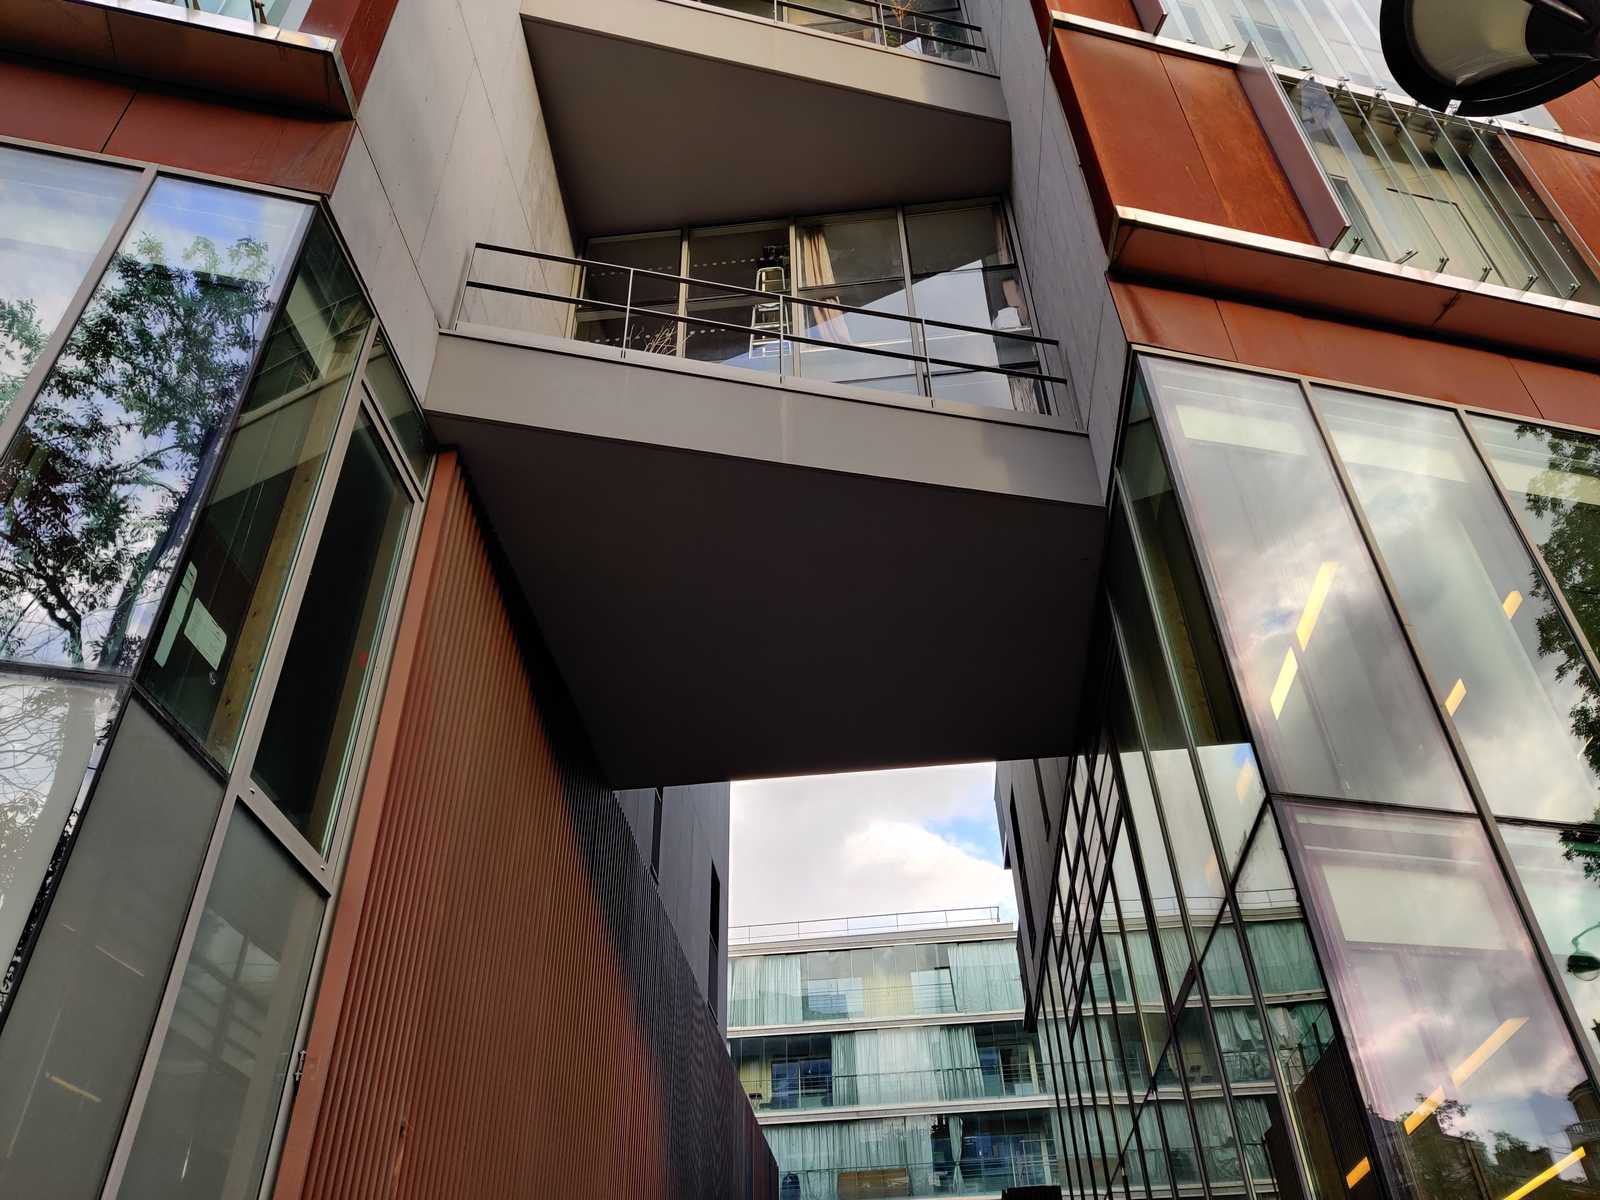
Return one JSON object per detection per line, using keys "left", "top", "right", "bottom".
{"left": 698, "top": 0, "right": 988, "bottom": 68}
{"left": 775, "top": 1150, "right": 1059, "bottom": 1198}
{"left": 730, "top": 907, "right": 1004, "bottom": 946}
{"left": 743, "top": 1062, "right": 1047, "bottom": 1111}
{"left": 730, "top": 964, "right": 1025, "bottom": 1027}
{"left": 159, "top": 0, "right": 276, "bottom": 24}
{"left": 456, "top": 246, "right": 1067, "bottom": 417}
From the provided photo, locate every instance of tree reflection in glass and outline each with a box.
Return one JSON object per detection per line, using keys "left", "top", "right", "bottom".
{"left": 0, "top": 179, "right": 306, "bottom": 672}
{"left": 1319, "top": 392, "right": 1600, "bottom": 825}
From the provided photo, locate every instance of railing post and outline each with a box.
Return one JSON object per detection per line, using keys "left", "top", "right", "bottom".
{"left": 621, "top": 265, "right": 635, "bottom": 358}
{"left": 917, "top": 316, "right": 933, "bottom": 403}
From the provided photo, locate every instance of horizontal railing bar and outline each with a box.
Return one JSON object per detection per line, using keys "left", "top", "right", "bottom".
{"left": 466, "top": 252, "right": 1059, "bottom": 345}
{"left": 465, "top": 281, "right": 1068, "bottom": 384}
{"left": 774, "top": 0, "right": 987, "bottom": 46}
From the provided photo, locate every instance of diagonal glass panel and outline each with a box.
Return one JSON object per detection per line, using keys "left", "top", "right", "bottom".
{"left": 1317, "top": 389, "right": 1600, "bottom": 824}
{"left": 0, "top": 178, "right": 307, "bottom": 672}
{"left": 1140, "top": 356, "right": 1471, "bottom": 811}
{"left": 1284, "top": 802, "right": 1600, "bottom": 1200}
{"left": 1123, "top": 378, "right": 1265, "bottom": 887}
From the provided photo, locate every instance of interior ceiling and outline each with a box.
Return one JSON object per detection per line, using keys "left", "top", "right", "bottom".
{"left": 437, "top": 414, "right": 1103, "bottom": 788}
{"left": 520, "top": 17, "right": 1012, "bottom": 236}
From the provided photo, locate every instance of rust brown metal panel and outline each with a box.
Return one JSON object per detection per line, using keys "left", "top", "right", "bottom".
{"left": 1508, "top": 135, "right": 1600, "bottom": 279}
{"left": 1547, "top": 83, "right": 1600, "bottom": 143}
{"left": 0, "top": 53, "right": 131, "bottom": 152}
{"left": 301, "top": 0, "right": 400, "bottom": 102}
{"left": 1160, "top": 54, "right": 1315, "bottom": 244}
{"left": 1110, "top": 280, "right": 1239, "bottom": 360}
{"left": 1215, "top": 296, "right": 1544, "bottom": 416}
{"left": 1510, "top": 357, "right": 1600, "bottom": 429}
{"left": 104, "top": 88, "right": 353, "bottom": 194}
{"left": 275, "top": 455, "right": 774, "bottom": 1198}
{"left": 1054, "top": 30, "right": 1230, "bottom": 231}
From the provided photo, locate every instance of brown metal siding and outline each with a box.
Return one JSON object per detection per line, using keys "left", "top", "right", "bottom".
{"left": 274, "top": 454, "right": 776, "bottom": 1200}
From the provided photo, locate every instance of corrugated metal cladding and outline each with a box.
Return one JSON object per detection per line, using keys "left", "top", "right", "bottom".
{"left": 273, "top": 453, "right": 776, "bottom": 1200}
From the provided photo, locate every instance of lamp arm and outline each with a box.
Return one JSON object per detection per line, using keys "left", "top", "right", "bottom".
{"left": 1571, "top": 920, "right": 1600, "bottom": 953}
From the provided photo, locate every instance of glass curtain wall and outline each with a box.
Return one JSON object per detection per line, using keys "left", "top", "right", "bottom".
{"left": 0, "top": 143, "right": 433, "bottom": 1200}
{"left": 1082, "top": 350, "right": 1600, "bottom": 1200}
{"left": 1153, "top": 0, "right": 1556, "bottom": 129}
{"left": 574, "top": 199, "right": 1053, "bottom": 414}
{"left": 1289, "top": 82, "right": 1596, "bottom": 300}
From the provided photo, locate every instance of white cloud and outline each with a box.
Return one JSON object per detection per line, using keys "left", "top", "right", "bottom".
{"left": 728, "top": 762, "right": 1017, "bottom": 930}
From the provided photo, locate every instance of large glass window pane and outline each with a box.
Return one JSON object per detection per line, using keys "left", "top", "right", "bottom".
{"left": 139, "top": 215, "right": 370, "bottom": 766}
{"left": 119, "top": 805, "right": 324, "bottom": 1199}
{"left": 1122, "top": 382, "right": 1264, "bottom": 880}
{"left": 905, "top": 203, "right": 1012, "bottom": 276}
{"left": 0, "top": 148, "right": 140, "bottom": 417}
{"left": 1501, "top": 823, "right": 1600, "bottom": 1062}
{"left": 1109, "top": 500, "right": 1227, "bottom": 930}
{"left": 576, "top": 232, "right": 681, "bottom": 355}
{"left": 683, "top": 222, "right": 791, "bottom": 375}
{"left": 1284, "top": 802, "right": 1600, "bottom": 1200}
{"left": 251, "top": 413, "right": 411, "bottom": 853}
{"left": 0, "top": 178, "right": 307, "bottom": 671}
{"left": 1141, "top": 357, "right": 1471, "bottom": 811}
{"left": 361, "top": 330, "right": 430, "bottom": 483}
{"left": 0, "top": 674, "right": 117, "bottom": 971}
{"left": 1318, "top": 389, "right": 1600, "bottom": 824}
{"left": 0, "top": 701, "right": 224, "bottom": 1198}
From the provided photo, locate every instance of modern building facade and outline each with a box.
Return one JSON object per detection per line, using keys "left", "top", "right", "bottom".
{"left": 6, "top": 0, "right": 1600, "bottom": 1196}
{"left": 728, "top": 911, "right": 1061, "bottom": 1197}
{"left": 991, "top": 2, "right": 1600, "bottom": 1198}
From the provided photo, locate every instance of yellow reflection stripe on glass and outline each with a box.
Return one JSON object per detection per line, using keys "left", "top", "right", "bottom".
{"left": 1403, "top": 1086, "right": 1446, "bottom": 1134}
{"left": 1445, "top": 678, "right": 1468, "bottom": 716}
{"left": 1451, "top": 1017, "right": 1527, "bottom": 1086}
{"left": 1345, "top": 1157, "right": 1372, "bottom": 1189}
{"left": 1501, "top": 1147, "right": 1586, "bottom": 1200}
{"left": 1270, "top": 649, "right": 1300, "bottom": 719}
{"left": 1235, "top": 759, "right": 1257, "bottom": 803}
{"left": 1504, "top": 590, "right": 1523, "bottom": 619}
{"left": 1297, "top": 562, "right": 1340, "bottom": 650}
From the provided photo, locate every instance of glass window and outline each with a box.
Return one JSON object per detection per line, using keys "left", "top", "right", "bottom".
{"left": 1109, "top": 665, "right": 1192, "bottom": 1001}
{"left": 576, "top": 232, "right": 681, "bottom": 355}
{"left": 1122, "top": 382, "right": 1264, "bottom": 879}
{"left": 1318, "top": 389, "right": 1600, "bottom": 824}
{"left": 119, "top": 806, "right": 325, "bottom": 1199}
{"left": 0, "top": 177, "right": 307, "bottom": 671}
{"left": 250, "top": 413, "right": 411, "bottom": 854}
{"left": 0, "top": 674, "right": 117, "bottom": 970}
{"left": 1500, "top": 823, "right": 1600, "bottom": 1062}
{"left": 1284, "top": 802, "right": 1600, "bottom": 1200}
{"left": 362, "top": 331, "right": 430, "bottom": 483}
{"left": 140, "top": 214, "right": 371, "bottom": 766}
{"left": 0, "top": 147, "right": 140, "bottom": 417}
{"left": 683, "top": 223, "right": 791, "bottom": 375}
{"left": 0, "top": 700, "right": 225, "bottom": 1198}
{"left": 1109, "top": 501, "right": 1227, "bottom": 930}
{"left": 1141, "top": 357, "right": 1472, "bottom": 811}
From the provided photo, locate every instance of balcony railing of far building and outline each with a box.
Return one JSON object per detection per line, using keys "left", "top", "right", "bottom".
{"left": 743, "top": 1060, "right": 1047, "bottom": 1113}
{"left": 692, "top": 0, "right": 988, "bottom": 68}
{"left": 778, "top": 1149, "right": 1058, "bottom": 1198}
{"left": 455, "top": 246, "right": 1067, "bottom": 417}
{"left": 731, "top": 906, "right": 1003, "bottom": 946}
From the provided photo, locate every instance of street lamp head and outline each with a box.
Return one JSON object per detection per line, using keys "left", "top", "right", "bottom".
{"left": 1381, "top": 0, "right": 1600, "bottom": 115}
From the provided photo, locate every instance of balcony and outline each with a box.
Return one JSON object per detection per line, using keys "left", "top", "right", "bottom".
{"left": 424, "top": 244, "right": 1102, "bottom": 787}
{"left": 519, "top": 0, "right": 1009, "bottom": 235}
{"left": 744, "top": 1063, "right": 1047, "bottom": 1115}
{"left": 0, "top": 0, "right": 351, "bottom": 115}
{"left": 730, "top": 907, "right": 1004, "bottom": 946}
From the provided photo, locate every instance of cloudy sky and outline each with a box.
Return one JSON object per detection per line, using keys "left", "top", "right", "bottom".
{"left": 728, "top": 762, "right": 1017, "bottom": 929}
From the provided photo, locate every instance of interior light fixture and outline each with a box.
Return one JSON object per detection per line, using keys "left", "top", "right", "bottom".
{"left": 1270, "top": 649, "right": 1300, "bottom": 719}
{"left": 1381, "top": 0, "right": 1600, "bottom": 117}
{"left": 1446, "top": 678, "right": 1468, "bottom": 715}
{"left": 1345, "top": 1157, "right": 1372, "bottom": 1189}
{"left": 1504, "top": 589, "right": 1524, "bottom": 618}
{"left": 1297, "top": 562, "right": 1340, "bottom": 650}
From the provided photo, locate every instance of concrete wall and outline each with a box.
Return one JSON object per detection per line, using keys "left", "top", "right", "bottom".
{"left": 615, "top": 783, "right": 733, "bottom": 1032}
{"left": 329, "top": 0, "right": 575, "bottom": 399}
{"left": 969, "top": 0, "right": 1129, "bottom": 491}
